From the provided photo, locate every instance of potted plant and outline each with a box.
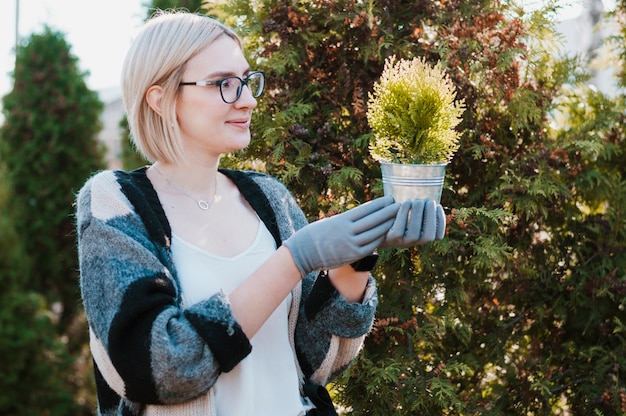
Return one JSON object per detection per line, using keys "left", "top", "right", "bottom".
{"left": 367, "top": 55, "right": 465, "bottom": 203}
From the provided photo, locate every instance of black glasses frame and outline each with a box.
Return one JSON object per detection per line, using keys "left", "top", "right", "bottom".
{"left": 179, "top": 71, "right": 265, "bottom": 104}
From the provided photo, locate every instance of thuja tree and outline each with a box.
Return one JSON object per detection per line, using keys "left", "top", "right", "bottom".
{"left": 120, "top": 115, "right": 149, "bottom": 170}
{"left": 208, "top": 0, "right": 626, "bottom": 414}
{"left": 0, "top": 27, "right": 105, "bottom": 415}
{"left": 0, "top": 28, "right": 104, "bottom": 415}
{"left": 403, "top": 5, "right": 626, "bottom": 415}
{"left": 0, "top": 171, "right": 81, "bottom": 415}
{"left": 0, "top": 27, "right": 105, "bottom": 329}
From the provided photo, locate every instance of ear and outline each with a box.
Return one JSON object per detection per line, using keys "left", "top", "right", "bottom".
{"left": 146, "top": 85, "right": 164, "bottom": 116}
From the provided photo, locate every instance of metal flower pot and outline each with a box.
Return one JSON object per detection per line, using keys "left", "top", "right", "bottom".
{"left": 380, "top": 162, "right": 447, "bottom": 203}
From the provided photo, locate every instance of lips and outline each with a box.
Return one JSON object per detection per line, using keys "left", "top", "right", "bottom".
{"left": 226, "top": 118, "right": 250, "bottom": 129}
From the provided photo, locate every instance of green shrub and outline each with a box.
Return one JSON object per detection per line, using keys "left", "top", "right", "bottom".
{"left": 367, "top": 56, "right": 465, "bottom": 164}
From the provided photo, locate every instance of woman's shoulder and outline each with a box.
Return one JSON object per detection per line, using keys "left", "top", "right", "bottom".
{"left": 76, "top": 168, "right": 145, "bottom": 220}
{"left": 76, "top": 166, "right": 170, "bottom": 246}
{"left": 80, "top": 167, "right": 151, "bottom": 194}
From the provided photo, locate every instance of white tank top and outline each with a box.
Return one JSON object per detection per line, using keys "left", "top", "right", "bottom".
{"left": 171, "top": 220, "right": 306, "bottom": 416}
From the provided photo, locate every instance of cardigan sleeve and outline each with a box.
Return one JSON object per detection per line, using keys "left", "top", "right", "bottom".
{"left": 294, "top": 270, "right": 378, "bottom": 384}
{"left": 76, "top": 171, "right": 251, "bottom": 406}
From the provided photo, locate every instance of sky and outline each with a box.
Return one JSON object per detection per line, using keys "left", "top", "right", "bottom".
{"left": 0, "top": 0, "right": 618, "bottom": 105}
{"left": 1, "top": 0, "right": 145, "bottom": 101}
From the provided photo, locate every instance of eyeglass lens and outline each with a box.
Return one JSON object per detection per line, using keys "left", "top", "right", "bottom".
{"left": 221, "top": 72, "right": 264, "bottom": 103}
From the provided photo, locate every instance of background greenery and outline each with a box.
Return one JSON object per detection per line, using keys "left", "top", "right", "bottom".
{"left": 2, "top": 0, "right": 626, "bottom": 415}
{"left": 0, "top": 27, "right": 105, "bottom": 415}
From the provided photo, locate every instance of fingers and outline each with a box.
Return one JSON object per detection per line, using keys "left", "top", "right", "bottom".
{"left": 407, "top": 199, "right": 425, "bottom": 241}
{"left": 392, "top": 199, "right": 446, "bottom": 246}
{"left": 355, "top": 217, "right": 397, "bottom": 250}
{"left": 343, "top": 196, "right": 395, "bottom": 221}
{"left": 352, "top": 201, "right": 400, "bottom": 234}
{"left": 338, "top": 196, "right": 447, "bottom": 253}
{"left": 384, "top": 201, "right": 411, "bottom": 242}
{"left": 417, "top": 200, "right": 437, "bottom": 243}
{"left": 436, "top": 204, "right": 446, "bottom": 240}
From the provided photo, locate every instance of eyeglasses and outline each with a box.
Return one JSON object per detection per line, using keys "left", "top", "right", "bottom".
{"left": 179, "top": 71, "right": 265, "bottom": 104}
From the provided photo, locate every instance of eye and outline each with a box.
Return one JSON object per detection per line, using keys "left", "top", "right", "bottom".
{"left": 220, "top": 77, "right": 238, "bottom": 90}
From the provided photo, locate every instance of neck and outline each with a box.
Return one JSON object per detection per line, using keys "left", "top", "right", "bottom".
{"left": 153, "top": 160, "right": 219, "bottom": 196}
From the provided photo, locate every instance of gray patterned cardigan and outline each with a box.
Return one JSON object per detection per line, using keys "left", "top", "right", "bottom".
{"left": 75, "top": 167, "right": 378, "bottom": 416}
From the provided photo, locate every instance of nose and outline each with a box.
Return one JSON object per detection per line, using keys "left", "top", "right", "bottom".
{"left": 234, "top": 84, "right": 257, "bottom": 109}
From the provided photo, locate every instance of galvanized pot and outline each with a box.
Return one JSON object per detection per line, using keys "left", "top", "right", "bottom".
{"left": 380, "top": 162, "right": 446, "bottom": 203}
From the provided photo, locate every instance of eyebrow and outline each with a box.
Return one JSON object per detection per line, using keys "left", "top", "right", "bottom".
{"left": 202, "top": 68, "right": 252, "bottom": 80}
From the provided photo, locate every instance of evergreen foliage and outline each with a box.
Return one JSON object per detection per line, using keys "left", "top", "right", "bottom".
{"left": 0, "top": 27, "right": 105, "bottom": 327}
{"left": 120, "top": 115, "right": 149, "bottom": 170}
{"left": 0, "top": 172, "right": 81, "bottom": 415}
{"left": 367, "top": 56, "right": 465, "bottom": 164}
{"left": 208, "top": 0, "right": 626, "bottom": 414}
{"left": 0, "top": 27, "right": 105, "bottom": 414}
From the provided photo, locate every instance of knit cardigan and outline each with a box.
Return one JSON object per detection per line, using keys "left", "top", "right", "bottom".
{"left": 75, "top": 167, "right": 378, "bottom": 416}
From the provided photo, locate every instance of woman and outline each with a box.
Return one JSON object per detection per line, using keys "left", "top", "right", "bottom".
{"left": 75, "top": 10, "right": 446, "bottom": 416}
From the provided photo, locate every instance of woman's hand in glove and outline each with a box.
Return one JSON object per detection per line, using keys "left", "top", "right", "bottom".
{"left": 378, "top": 199, "right": 446, "bottom": 249}
{"left": 283, "top": 196, "right": 400, "bottom": 276}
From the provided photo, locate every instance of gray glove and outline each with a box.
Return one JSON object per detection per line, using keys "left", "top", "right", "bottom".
{"left": 378, "top": 199, "right": 446, "bottom": 249}
{"left": 283, "top": 196, "right": 400, "bottom": 276}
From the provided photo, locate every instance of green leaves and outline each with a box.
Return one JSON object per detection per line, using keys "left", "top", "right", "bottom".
{"left": 367, "top": 56, "right": 465, "bottom": 164}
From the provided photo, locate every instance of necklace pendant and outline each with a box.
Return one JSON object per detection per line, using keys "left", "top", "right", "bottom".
{"left": 197, "top": 200, "right": 211, "bottom": 210}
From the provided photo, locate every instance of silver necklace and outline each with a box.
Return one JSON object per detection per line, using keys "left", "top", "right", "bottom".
{"left": 152, "top": 165, "right": 217, "bottom": 211}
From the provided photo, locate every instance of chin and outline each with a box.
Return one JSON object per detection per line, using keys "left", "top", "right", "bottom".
{"left": 229, "top": 136, "right": 251, "bottom": 152}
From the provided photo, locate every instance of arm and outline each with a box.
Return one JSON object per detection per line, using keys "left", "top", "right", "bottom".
{"left": 228, "top": 245, "right": 302, "bottom": 337}
{"left": 328, "top": 264, "right": 370, "bottom": 303}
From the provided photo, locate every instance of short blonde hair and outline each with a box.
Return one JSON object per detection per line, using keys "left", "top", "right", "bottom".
{"left": 121, "top": 10, "right": 242, "bottom": 164}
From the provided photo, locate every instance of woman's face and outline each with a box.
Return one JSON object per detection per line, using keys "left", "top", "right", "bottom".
{"left": 176, "top": 35, "right": 257, "bottom": 160}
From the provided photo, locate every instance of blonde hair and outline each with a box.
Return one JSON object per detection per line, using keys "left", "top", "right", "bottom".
{"left": 121, "top": 10, "right": 242, "bottom": 164}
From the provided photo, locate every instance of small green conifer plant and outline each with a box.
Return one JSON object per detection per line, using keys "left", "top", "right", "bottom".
{"left": 367, "top": 56, "right": 465, "bottom": 164}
